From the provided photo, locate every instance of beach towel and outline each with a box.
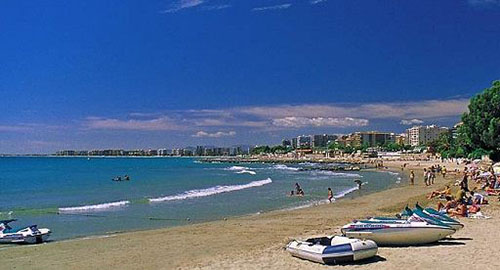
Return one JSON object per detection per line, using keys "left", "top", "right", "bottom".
{"left": 467, "top": 212, "right": 491, "bottom": 219}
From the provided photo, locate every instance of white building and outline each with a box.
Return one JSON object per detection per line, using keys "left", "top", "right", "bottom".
{"left": 406, "top": 125, "right": 449, "bottom": 146}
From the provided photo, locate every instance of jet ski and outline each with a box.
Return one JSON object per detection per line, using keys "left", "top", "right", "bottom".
{"left": 368, "top": 206, "right": 463, "bottom": 231}
{"left": 341, "top": 219, "right": 455, "bottom": 246}
{"left": 415, "top": 203, "right": 463, "bottom": 226}
{"left": 0, "top": 219, "right": 51, "bottom": 244}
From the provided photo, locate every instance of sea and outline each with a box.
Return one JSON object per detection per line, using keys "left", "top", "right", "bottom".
{"left": 0, "top": 157, "right": 403, "bottom": 241}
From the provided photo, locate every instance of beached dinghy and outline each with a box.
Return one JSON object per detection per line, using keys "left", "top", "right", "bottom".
{"left": 0, "top": 219, "right": 51, "bottom": 244}
{"left": 286, "top": 236, "right": 378, "bottom": 264}
{"left": 341, "top": 220, "right": 455, "bottom": 246}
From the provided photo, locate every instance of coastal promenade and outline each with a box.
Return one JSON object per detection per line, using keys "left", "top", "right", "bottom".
{"left": 1, "top": 160, "right": 498, "bottom": 270}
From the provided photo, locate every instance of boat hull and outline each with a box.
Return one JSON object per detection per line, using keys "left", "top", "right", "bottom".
{"left": 342, "top": 224, "right": 455, "bottom": 246}
{"left": 0, "top": 231, "right": 51, "bottom": 244}
{"left": 366, "top": 217, "right": 463, "bottom": 231}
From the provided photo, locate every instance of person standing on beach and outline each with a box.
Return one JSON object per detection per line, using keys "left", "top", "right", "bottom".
{"left": 430, "top": 167, "right": 436, "bottom": 185}
{"left": 327, "top": 187, "right": 334, "bottom": 203}
{"left": 423, "top": 168, "right": 428, "bottom": 186}
{"left": 409, "top": 170, "right": 415, "bottom": 185}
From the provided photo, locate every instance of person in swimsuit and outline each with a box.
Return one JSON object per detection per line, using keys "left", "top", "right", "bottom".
{"left": 409, "top": 170, "right": 415, "bottom": 185}
{"left": 327, "top": 187, "right": 334, "bottom": 203}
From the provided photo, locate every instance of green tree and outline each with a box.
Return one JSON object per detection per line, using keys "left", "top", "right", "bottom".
{"left": 384, "top": 142, "right": 402, "bottom": 152}
{"left": 251, "top": 145, "right": 271, "bottom": 155}
{"left": 461, "top": 80, "right": 500, "bottom": 161}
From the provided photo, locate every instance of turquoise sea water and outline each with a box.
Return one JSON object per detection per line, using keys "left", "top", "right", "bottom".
{"left": 0, "top": 157, "right": 403, "bottom": 241}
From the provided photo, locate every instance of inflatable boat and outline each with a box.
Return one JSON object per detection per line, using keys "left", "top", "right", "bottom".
{"left": 341, "top": 220, "right": 455, "bottom": 246}
{"left": 286, "top": 236, "right": 378, "bottom": 264}
{"left": 0, "top": 219, "right": 51, "bottom": 244}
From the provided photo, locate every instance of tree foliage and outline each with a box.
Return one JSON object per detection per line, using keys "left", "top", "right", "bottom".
{"left": 461, "top": 80, "right": 500, "bottom": 161}
{"left": 251, "top": 145, "right": 290, "bottom": 155}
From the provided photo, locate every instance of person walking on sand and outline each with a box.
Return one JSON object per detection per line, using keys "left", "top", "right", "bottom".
{"left": 327, "top": 187, "right": 334, "bottom": 203}
{"left": 409, "top": 170, "right": 415, "bottom": 185}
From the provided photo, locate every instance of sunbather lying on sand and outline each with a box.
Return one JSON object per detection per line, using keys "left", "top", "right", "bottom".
{"left": 449, "top": 200, "right": 468, "bottom": 217}
{"left": 428, "top": 185, "right": 451, "bottom": 199}
{"left": 469, "top": 191, "right": 488, "bottom": 205}
{"left": 437, "top": 196, "right": 458, "bottom": 213}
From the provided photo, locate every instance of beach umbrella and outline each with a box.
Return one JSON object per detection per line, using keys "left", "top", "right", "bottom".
{"left": 493, "top": 163, "right": 500, "bottom": 174}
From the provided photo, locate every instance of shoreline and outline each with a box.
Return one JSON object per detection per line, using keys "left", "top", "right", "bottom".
{"left": 0, "top": 162, "right": 444, "bottom": 269}
{"left": 2, "top": 159, "right": 497, "bottom": 270}
{"left": 0, "top": 163, "right": 399, "bottom": 244}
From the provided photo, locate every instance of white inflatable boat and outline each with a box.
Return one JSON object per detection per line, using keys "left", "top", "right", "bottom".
{"left": 286, "top": 236, "right": 378, "bottom": 264}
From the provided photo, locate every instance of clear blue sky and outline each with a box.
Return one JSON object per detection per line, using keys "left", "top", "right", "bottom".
{"left": 1, "top": 0, "right": 499, "bottom": 153}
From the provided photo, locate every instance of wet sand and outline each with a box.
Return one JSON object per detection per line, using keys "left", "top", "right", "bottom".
{"left": 1, "top": 160, "right": 497, "bottom": 270}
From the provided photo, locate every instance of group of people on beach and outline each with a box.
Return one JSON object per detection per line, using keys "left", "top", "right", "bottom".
{"left": 289, "top": 180, "right": 362, "bottom": 204}
{"left": 430, "top": 163, "right": 499, "bottom": 218}
{"left": 423, "top": 165, "right": 447, "bottom": 186}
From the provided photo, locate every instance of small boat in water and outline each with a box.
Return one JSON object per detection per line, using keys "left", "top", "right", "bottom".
{"left": 286, "top": 236, "right": 378, "bottom": 264}
{"left": 112, "top": 175, "right": 131, "bottom": 182}
{"left": 341, "top": 219, "right": 455, "bottom": 246}
{"left": 0, "top": 219, "right": 51, "bottom": 244}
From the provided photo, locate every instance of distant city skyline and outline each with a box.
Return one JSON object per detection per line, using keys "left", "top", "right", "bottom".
{"left": 1, "top": 0, "right": 500, "bottom": 153}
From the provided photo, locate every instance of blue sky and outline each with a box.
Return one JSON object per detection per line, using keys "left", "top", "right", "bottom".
{"left": 1, "top": 0, "right": 499, "bottom": 153}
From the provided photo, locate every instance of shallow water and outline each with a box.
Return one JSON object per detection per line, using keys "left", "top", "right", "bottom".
{"left": 0, "top": 157, "right": 402, "bottom": 240}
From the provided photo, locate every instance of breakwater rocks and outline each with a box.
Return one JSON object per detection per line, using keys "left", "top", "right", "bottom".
{"left": 198, "top": 157, "right": 371, "bottom": 170}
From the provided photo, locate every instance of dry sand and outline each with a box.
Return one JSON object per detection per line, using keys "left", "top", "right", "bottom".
{"left": 1, "top": 160, "right": 498, "bottom": 270}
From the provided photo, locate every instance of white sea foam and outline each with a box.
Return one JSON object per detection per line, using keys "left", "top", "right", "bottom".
{"left": 272, "top": 164, "right": 300, "bottom": 171}
{"left": 225, "top": 166, "right": 249, "bottom": 171}
{"left": 285, "top": 201, "right": 328, "bottom": 211}
{"left": 385, "top": 171, "right": 400, "bottom": 176}
{"left": 149, "top": 178, "right": 273, "bottom": 203}
{"left": 236, "top": 170, "right": 257, "bottom": 175}
{"left": 58, "top": 200, "right": 130, "bottom": 213}
{"left": 312, "top": 171, "right": 363, "bottom": 178}
{"left": 334, "top": 185, "right": 361, "bottom": 199}
{"left": 284, "top": 184, "right": 365, "bottom": 211}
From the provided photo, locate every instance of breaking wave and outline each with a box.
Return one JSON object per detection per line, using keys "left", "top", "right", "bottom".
{"left": 236, "top": 170, "right": 257, "bottom": 175}
{"left": 284, "top": 183, "right": 365, "bottom": 211}
{"left": 333, "top": 183, "right": 365, "bottom": 199}
{"left": 58, "top": 201, "right": 130, "bottom": 213}
{"left": 312, "top": 171, "right": 363, "bottom": 178}
{"left": 272, "top": 164, "right": 300, "bottom": 171}
{"left": 149, "top": 178, "right": 273, "bottom": 203}
{"left": 225, "top": 166, "right": 249, "bottom": 171}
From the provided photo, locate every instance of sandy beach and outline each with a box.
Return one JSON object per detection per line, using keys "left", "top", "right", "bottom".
{"left": 1, "top": 160, "right": 498, "bottom": 270}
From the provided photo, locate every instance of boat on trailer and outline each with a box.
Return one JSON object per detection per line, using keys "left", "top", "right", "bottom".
{"left": 286, "top": 236, "right": 378, "bottom": 264}
{"left": 0, "top": 219, "right": 51, "bottom": 244}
